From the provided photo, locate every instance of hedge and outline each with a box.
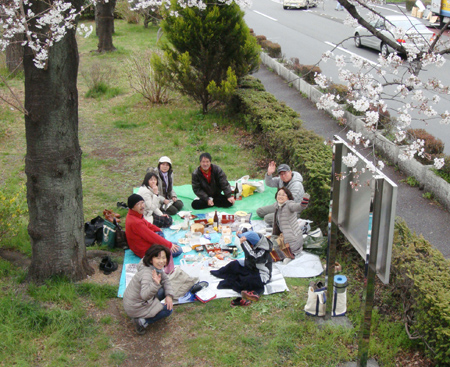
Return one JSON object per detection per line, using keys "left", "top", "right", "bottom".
{"left": 230, "top": 76, "right": 332, "bottom": 229}
{"left": 391, "top": 220, "right": 450, "bottom": 365}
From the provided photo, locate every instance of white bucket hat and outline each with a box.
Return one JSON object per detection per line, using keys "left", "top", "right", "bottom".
{"left": 159, "top": 156, "right": 172, "bottom": 165}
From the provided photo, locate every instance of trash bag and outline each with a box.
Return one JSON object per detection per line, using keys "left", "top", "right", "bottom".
{"left": 303, "top": 228, "right": 327, "bottom": 255}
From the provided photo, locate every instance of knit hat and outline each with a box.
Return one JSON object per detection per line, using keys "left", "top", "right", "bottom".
{"left": 158, "top": 156, "right": 172, "bottom": 165}
{"left": 277, "top": 164, "right": 291, "bottom": 173}
{"left": 127, "top": 194, "right": 144, "bottom": 210}
{"left": 237, "top": 231, "right": 260, "bottom": 247}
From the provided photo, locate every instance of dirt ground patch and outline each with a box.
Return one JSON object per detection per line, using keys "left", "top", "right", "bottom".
{"left": 83, "top": 255, "right": 184, "bottom": 367}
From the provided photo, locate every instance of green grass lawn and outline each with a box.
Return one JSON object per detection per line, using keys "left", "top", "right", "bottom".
{"left": 0, "top": 19, "right": 425, "bottom": 367}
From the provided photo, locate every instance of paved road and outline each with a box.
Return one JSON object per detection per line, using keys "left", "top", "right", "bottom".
{"left": 252, "top": 64, "right": 450, "bottom": 258}
{"left": 245, "top": 0, "right": 450, "bottom": 153}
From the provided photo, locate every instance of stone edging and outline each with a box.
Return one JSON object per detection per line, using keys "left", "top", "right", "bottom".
{"left": 259, "top": 52, "right": 450, "bottom": 211}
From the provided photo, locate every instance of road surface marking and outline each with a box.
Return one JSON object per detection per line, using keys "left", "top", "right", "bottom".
{"left": 325, "top": 41, "right": 379, "bottom": 67}
{"left": 253, "top": 10, "right": 278, "bottom": 21}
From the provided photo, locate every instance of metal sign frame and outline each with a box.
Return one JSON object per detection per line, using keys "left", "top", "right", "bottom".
{"left": 325, "top": 136, "right": 398, "bottom": 367}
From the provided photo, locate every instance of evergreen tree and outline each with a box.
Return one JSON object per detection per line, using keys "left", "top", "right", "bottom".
{"left": 161, "top": 0, "right": 259, "bottom": 113}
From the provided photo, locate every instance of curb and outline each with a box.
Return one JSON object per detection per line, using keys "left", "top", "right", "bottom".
{"left": 259, "top": 52, "right": 450, "bottom": 211}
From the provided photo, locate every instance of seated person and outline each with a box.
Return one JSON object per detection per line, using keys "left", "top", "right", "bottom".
{"left": 270, "top": 187, "right": 310, "bottom": 262}
{"left": 191, "top": 152, "right": 235, "bottom": 210}
{"left": 256, "top": 161, "right": 305, "bottom": 226}
{"left": 125, "top": 194, "right": 182, "bottom": 262}
{"left": 137, "top": 172, "right": 173, "bottom": 228}
{"left": 155, "top": 156, "right": 184, "bottom": 215}
{"left": 210, "top": 231, "right": 273, "bottom": 307}
{"left": 123, "top": 245, "right": 174, "bottom": 335}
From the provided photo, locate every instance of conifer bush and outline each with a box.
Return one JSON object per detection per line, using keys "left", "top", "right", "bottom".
{"left": 391, "top": 220, "right": 450, "bottom": 365}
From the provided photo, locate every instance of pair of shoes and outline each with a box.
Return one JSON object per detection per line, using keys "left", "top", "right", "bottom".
{"left": 133, "top": 318, "right": 146, "bottom": 335}
{"left": 241, "top": 290, "right": 260, "bottom": 302}
{"left": 230, "top": 297, "right": 251, "bottom": 307}
{"left": 117, "top": 202, "right": 128, "bottom": 209}
{"left": 310, "top": 281, "right": 325, "bottom": 290}
{"left": 99, "top": 256, "right": 110, "bottom": 271}
{"left": 99, "top": 256, "right": 118, "bottom": 275}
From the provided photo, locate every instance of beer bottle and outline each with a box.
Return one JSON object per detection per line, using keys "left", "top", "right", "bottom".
{"left": 213, "top": 210, "right": 219, "bottom": 229}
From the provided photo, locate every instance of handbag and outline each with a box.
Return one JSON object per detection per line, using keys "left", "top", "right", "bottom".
{"left": 304, "top": 282, "right": 347, "bottom": 317}
{"left": 114, "top": 220, "right": 128, "bottom": 249}
{"left": 304, "top": 284, "right": 327, "bottom": 317}
{"left": 102, "top": 219, "right": 116, "bottom": 248}
{"left": 270, "top": 233, "right": 295, "bottom": 262}
{"left": 168, "top": 267, "right": 199, "bottom": 299}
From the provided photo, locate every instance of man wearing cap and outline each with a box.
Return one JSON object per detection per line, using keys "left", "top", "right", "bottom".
{"left": 125, "top": 194, "right": 182, "bottom": 259}
{"left": 191, "top": 152, "right": 235, "bottom": 210}
{"left": 156, "top": 156, "right": 183, "bottom": 215}
{"left": 256, "top": 161, "right": 305, "bottom": 225}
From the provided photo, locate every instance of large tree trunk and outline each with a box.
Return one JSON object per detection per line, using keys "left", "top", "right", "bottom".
{"left": 23, "top": 0, "right": 94, "bottom": 282}
{"left": 96, "top": 0, "right": 117, "bottom": 52}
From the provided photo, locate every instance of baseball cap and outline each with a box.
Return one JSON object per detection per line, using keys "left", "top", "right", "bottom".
{"left": 277, "top": 164, "right": 291, "bottom": 173}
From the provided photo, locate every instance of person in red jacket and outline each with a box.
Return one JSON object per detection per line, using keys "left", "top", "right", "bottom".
{"left": 125, "top": 194, "right": 182, "bottom": 259}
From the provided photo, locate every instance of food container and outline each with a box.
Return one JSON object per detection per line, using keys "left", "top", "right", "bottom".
{"left": 191, "top": 223, "right": 205, "bottom": 234}
{"left": 221, "top": 214, "right": 234, "bottom": 224}
{"left": 194, "top": 219, "right": 208, "bottom": 225}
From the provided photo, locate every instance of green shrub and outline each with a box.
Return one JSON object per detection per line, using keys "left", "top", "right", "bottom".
{"left": 289, "top": 62, "right": 322, "bottom": 85}
{"left": 405, "top": 0, "right": 416, "bottom": 11}
{"left": 81, "top": 61, "right": 120, "bottom": 99}
{"left": 260, "top": 40, "right": 282, "bottom": 58}
{"left": 406, "top": 128, "right": 445, "bottom": 164}
{"left": 255, "top": 35, "right": 267, "bottom": 45}
{"left": 391, "top": 220, "right": 450, "bottom": 365}
{"left": 229, "top": 77, "right": 332, "bottom": 229}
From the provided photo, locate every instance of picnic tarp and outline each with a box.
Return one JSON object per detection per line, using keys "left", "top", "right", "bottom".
{"left": 119, "top": 182, "right": 324, "bottom": 299}
{"left": 134, "top": 181, "right": 278, "bottom": 221}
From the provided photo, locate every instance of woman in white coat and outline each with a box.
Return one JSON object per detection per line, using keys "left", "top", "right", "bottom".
{"left": 137, "top": 172, "right": 173, "bottom": 228}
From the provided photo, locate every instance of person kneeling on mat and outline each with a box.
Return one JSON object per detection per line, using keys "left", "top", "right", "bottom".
{"left": 210, "top": 231, "right": 273, "bottom": 307}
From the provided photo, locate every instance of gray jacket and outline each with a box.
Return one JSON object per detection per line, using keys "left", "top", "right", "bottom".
{"left": 123, "top": 260, "right": 174, "bottom": 319}
{"left": 265, "top": 171, "right": 304, "bottom": 203}
{"left": 273, "top": 200, "right": 306, "bottom": 256}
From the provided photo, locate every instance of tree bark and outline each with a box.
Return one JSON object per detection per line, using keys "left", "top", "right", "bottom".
{"left": 23, "top": 0, "right": 94, "bottom": 282}
{"left": 96, "top": 0, "right": 117, "bottom": 52}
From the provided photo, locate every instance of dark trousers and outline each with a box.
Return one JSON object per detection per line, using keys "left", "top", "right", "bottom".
{"left": 152, "top": 213, "right": 173, "bottom": 228}
{"left": 163, "top": 200, "right": 184, "bottom": 216}
{"left": 191, "top": 194, "right": 233, "bottom": 210}
{"left": 143, "top": 288, "right": 173, "bottom": 325}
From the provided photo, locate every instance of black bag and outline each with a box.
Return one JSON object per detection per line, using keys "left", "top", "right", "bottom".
{"left": 114, "top": 219, "right": 128, "bottom": 249}
{"left": 85, "top": 216, "right": 104, "bottom": 246}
